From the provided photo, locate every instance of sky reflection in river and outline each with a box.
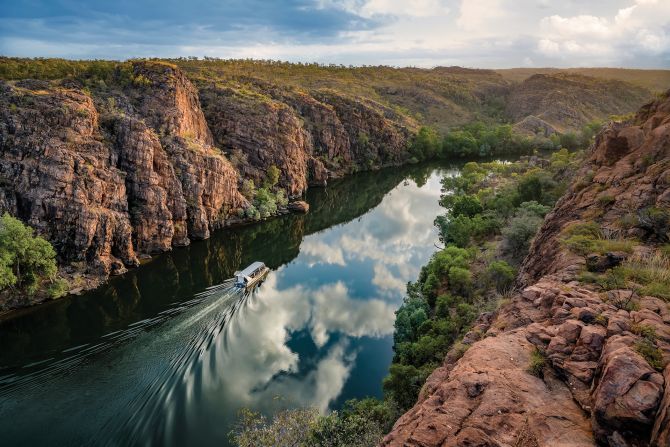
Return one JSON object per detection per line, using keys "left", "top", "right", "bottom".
{"left": 0, "top": 164, "right": 454, "bottom": 446}
{"left": 214, "top": 170, "right": 447, "bottom": 415}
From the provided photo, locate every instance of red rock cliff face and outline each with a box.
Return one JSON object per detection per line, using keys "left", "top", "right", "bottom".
{"left": 0, "top": 62, "right": 248, "bottom": 292}
{"left": 199, "top": 83, "right": 417, "bottom": 194}
{"left": 0, "top": 62, "right": 417, "bottom": 308}
{"left": 0, "top": 80, "right": 138, "bottom": 275}
{"left": 383, "top": 93, "right": 670, "bottom": 447}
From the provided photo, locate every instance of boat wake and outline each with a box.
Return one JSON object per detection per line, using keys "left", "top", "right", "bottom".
{"left": 0, "top": 275, "right": 269, "bottom": 447}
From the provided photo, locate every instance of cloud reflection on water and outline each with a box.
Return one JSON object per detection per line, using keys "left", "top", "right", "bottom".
{"left": 210, "top": 170, "right": 449, "bottom": 413}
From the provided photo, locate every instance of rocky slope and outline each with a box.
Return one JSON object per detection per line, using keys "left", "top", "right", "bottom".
{"left": 506, "top": 73, "right": 652, "bottom": 134}
{"left": 0, "top": 61, "right": 419, "bottom": 309}
{"left": 382, "top": 92, "right": 670, "bottom": 446}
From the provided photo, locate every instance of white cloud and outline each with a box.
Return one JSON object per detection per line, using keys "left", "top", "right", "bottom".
{"left": 457, "top": 0, "right": 507, "bottom": 32}
{"left": 372, "top": 263, "right": 407, "bottom": 295}
{"left": 535, "top": 1, "right": 670, "bottom": 63}
{"left": 300, "top": 239, "right": 346, "bottom": 266}
{"left": 541, "top": 15, "right": 611, "bottom": 38}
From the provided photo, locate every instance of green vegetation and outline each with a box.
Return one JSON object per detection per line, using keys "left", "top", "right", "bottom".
{"left": 385, "top": 152, "right": 578, "bottom": 411}
{"left": 238, "top": 166, "right": 289, "bottom": 220}
{"left": 634, "top": 338, "right": 665, "bottom": 371}
{"left": 581, "top": 250, "right": 670, "bottom": 302}
{"left": 229, "top": 153, "right": 580, "bottom": 446}
{"left": 229, "top": 399, "right": 400, "bottom": 447}
{"left": 561, "top": 222, "right": 636, "bottom": 257}
{"left": 527, "top": 348, "right": 547, "bottom": 378}
{"left": 629, "top": 324, "right": 665, "bottom": 370}
{"left": 407, "top": 120, "right": 603, "bottom": 164}
{"left": 0, "top": 213, "right": 66, "bottom": 298}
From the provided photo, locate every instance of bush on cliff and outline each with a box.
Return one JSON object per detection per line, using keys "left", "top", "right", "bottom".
{"left": 0, "top": 213, "right": 64, "bottom": 297}
{"left": 229, "top": 398, "right": 400, "bottom": 447}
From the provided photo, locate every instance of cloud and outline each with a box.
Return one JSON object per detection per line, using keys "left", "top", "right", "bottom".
{"left": 300, "top": 240, "right": 346, "bottom": 266}
{"left": 207, "top": 273, "right": 396, "bottom": 412}
{"left": 0, "top": 1, "right": 668, "bottom": 69}
{"left": 536, "top": 1, "right": 670, "bottom": 63}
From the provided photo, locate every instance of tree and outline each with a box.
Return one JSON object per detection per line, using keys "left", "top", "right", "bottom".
{"left": 485, "top": 260, "right": 516, "bottom": 294}
{"left": 241, "top": 179, "right": 256, "bottom": 200}
{"left": 410, "top": 127, "right": 440, "bottom": 160}
{"left": 451, "top": 195, "right": 483, "bottom": 218}
{"left": 0, "top": 213, "right": 59, "bottom": 294}
{"left": 383, "top": 363, "right": 430, "bottom": 410}
{"left": 265, "top": 165, "right": 281, "bottom": 189}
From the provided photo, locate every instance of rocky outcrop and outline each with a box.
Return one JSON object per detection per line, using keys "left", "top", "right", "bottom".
{"left": 384, "top": 92, "right": 670, "bottom": 446}
{"left": 0, "top": 80, "right": 138, "bottom": 276}
{"left": 199, "top": 85, "right": 310, "bottom": 196}
{"left": 199, "top": 83, "right": 418, "bottom": 194}
{"left": 0, "top": 63, "right": 249, "bottom": 307}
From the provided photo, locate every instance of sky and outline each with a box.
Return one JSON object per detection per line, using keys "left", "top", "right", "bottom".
{"left": 0, "top": 0, "right": 669, "bottom": 68}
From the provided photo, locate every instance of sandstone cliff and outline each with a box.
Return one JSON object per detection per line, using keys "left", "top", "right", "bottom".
{"left": 383, "top": 92, "right": 670, "bottom": 446}
{"left": 0, "top": 61, "right": 418, "bottom": 309}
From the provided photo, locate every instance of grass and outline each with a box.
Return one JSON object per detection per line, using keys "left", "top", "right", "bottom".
{"left": 527, "top": 348, "right": 546, "bottom": 378}
{"left": 561, "top": 221, "right": 636, "bottom": 256}
{"left": 622, "top": 251, "right": 670, "bottom": 301}
{"left": 580, "top": 249, "right": 670, "bottom": 303}
{"left": 634, "top": 338, "right": 665, "bottom": 371}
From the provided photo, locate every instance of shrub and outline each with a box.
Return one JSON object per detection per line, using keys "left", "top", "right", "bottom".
{"left": 229, "top": 407, "right": 319, "bottom": 447}
{"left": 638, "top": 207, "right": 670, "bottom": 241}
{"left": 254, "top": 188, "right": 278, "bottom": 218}
{"left": 561, "top": 222, "right": 636, "bottom": 256}
{"left": 241, "top": 179, "right": 256, "bottom": 200}
{"left": 634, "top": 338, "right": 664, "bottom": 371}
{"left": 517, "top": 201, "right": 550, "bottom": 218}
{"left": 383, "top": 363, "right": 432, "bottom": 411}
{"left": 597, "top": 195, "right": 616, "bottom": 206}
{"left": 448, "top": 267, "right": 472, "bottom": 296}
{"left": 527, "top": 348, "right": 546, "bottom": 378}
{"left": 275, "top": 189, "right": 289, "bottom": 207}
{"left": 485, "top": 260, "right": 516, "bottom": 294}
{"left": 451, "top": 195, "right": 483, "bottom": 218}
{"left": 265, "top": 165, "right": 281, "bottom": 189}
{"left": 502, "top": 212, "right": 543, "bottom": 262}
{"left": 410, "top": 127, "right": 441, "bottom": 160}
{"left": 393, "top": 296, "right": 429, "bottom": 345}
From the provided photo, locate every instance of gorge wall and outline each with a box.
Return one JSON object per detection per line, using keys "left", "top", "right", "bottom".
{"left": 382, "top": 92, "right": 670, "bottom": 446}
{"left": 0, "top": 59, "right": 658, "bottom": 310}
{"left": 0, "top": 61, "right": 418, "bottom": 308}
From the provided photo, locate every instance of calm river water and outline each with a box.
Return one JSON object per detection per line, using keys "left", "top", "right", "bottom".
{"left": 0, "top": 162, "right": 459, "bottom": 446}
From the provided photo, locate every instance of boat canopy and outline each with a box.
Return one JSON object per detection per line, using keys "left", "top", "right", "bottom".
{"left": 235, "top": 261, "right": 267, "bottom": 284}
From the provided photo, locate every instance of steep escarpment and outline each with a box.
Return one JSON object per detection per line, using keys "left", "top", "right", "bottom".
{"left": 199, "top": 82, "right": 418, "bottom": 194}
{"left": 0, "top": 80, "right": 138, "bottom": 277}
{"left": 0, "top": 62, "right": 247, "bottom": 287}
{"left": 0, "top": 61, "right": 421, "bottom": 309}
{"left": 383, "top": 93, "right": 670, "bottom": 446}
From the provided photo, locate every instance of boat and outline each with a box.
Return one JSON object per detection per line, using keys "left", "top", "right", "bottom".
{"left": 234, "top": 261, "right": 270, "bottom": 290}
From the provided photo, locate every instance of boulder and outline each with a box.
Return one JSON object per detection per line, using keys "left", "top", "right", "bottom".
{"left": 288, "top": 201, "right": 310, "bottom": 213}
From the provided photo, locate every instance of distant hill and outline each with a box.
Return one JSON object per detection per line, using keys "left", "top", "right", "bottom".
{"left": 496, "top": 67, "right": 670, "bottom": 93}
{"left": 0, "top": 57, "right": 661, "bottom": 135}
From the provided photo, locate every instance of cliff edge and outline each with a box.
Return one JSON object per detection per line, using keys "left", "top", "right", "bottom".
{"left": 382, "top": 92, "right": 670, "bottom": 446}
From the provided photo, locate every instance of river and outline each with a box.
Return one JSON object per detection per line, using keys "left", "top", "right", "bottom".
{"left": 0, "top": 162, "right": 458, "bottom": 446}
